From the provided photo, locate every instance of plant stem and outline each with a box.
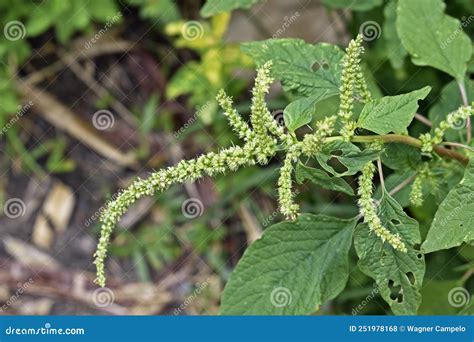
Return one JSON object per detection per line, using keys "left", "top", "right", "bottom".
{"left": 325, "top": 134, "right": 469, "bottom": 166}
{"left": 388, "top": 174, "right": 417, "bottom": 197}
{"left": 414, "top": 113, "right": 432, "bottom": 127}
{"left": 458, "top": 81, "right": 471, "bottom": 144}
{"left": 441, "top": 141, "right": 474, "bottom": 152}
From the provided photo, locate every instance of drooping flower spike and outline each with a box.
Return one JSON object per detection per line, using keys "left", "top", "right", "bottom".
{"left": 94, "top": 39, "right": 408, "bottom": 287}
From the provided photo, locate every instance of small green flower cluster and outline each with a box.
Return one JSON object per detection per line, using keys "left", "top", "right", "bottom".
{"left": 420, "top": 105, "right": 473, "bottom": 153}
{"left": 409, "top": 175, "right": 424, "bottom": 207}
{"left": 409, "top": 163, "right": 433, "bottom": 207}
{"left": 357, "top": 162, "right": 407, "bottom": 252}
{"left": 338, "top": 34, "right": 371, "bottom": 140}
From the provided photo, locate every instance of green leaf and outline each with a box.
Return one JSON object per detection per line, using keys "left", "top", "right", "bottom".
{"left": 26, "top": 11, "right": 55, "bottom": 36}
{"left": 357, "top": 86, "right": 431, "bottom": 135}
{"left": 382, "top": 1, "right": 407, "bottom": 69}
{"left": 374, "top": 171, "right": 416, "bottom": 208}
{"left": 126, "top": 0, "right": 181, "bottom": 23}
{"left": 296, "top": 163, "right": 355, "bottom": 196}
{"left": 354, "top": 193, "right": 425, "bottom": 315}
{"left": 381, "top": 143, "right": 421, "bottom": 171}
{"left": 322, "top": 0, "right": 382, "bottom": 11}
{"left": 221, "top": 214, "right": 357, "bottom": 314}
{"left": 316, "top": 141, "right": 381, "bottom": 177}
{"left": 283, "top": 91, "right": 334, "bottom": 132}
{"left": 88, "top": 0, "right": 120, "bottom": 22}
{"left": 397, "top": 0, "right": 473, "bottom": 81}
{"left": 201, "top": 0, "right": 261, "bottom": 17}
{"left": 422, "top": 159, "right": 474, "bottom": 253}
{"left": 241, "top": 39, "right": 345, "bottom": 97}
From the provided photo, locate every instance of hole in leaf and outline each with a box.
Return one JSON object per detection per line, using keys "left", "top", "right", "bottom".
{"left": 312, "top": 61, "right": 321, "bottom": 71}
{"left": 328, "top": 157, "right": 348, "bottom": 174}
{"left": 322, "top": 62, "right": 329, "bottom": 70}
{"left": 406, "top": 272, "right": 415, "bottom": 285}
{"left": 413, "top": 243, "right": 421, "bottom": 250}
{"left": 331, "top": 149, "right": 343, "bottom": 156}
{"left": 417, "top": 253, "right": 423, "bottom": 259}
{"left": 390, "top": 219, "right": 401, "bottom": 225}
{"left": 388, "top": 280, "right": 403, "bottom": 303}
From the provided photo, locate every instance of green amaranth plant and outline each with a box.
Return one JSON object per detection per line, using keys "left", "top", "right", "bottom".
{"left": 94, "top": 32, "right": 474, "bottom": 315}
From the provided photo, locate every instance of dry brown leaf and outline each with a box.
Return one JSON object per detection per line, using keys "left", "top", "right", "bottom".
{"left": 43, "top": 182, "right": 75, "bottom": 233}
{"left": 3, "top": 236, "right": 61, "bottom": 271}
{"left": 16, "top": 81, "right": 137, "bottom": 168}
{"left": 32, "top": 214, "right": 54, "bottom": 249}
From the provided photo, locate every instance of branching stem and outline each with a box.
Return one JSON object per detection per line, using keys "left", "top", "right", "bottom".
{"left": 457, "top": 81, "right": 471, "bottom": 144}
